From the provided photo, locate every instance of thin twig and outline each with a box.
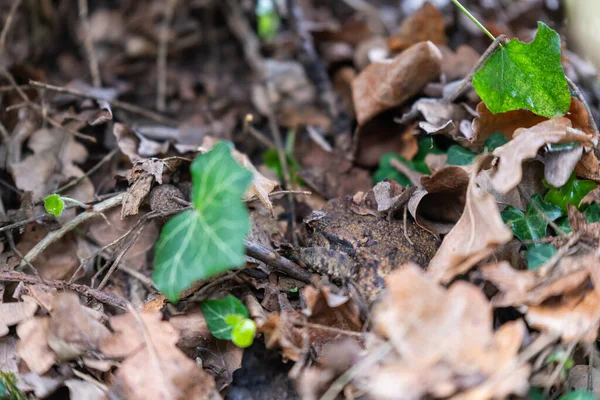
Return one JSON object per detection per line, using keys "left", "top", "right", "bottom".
{"left": 157, "top": 0, "right": 177, "bottom": 112}
{"left": 292, "top": 320, "right": 362, "bottom": 337}
{"left": 29, "top": 80, "right": 176, "bottom": 124}
{"left": 0, "top": 0, "right": 23, "bottom": 55}
{"left": 18, "top": 193, "right": 124, "bottom": 269}
{"left": 56, "top": 147, "right": 119, "bottom": 194}
{"left": 223, "top": 0, "right": 299, "bottom": 246}
{"left": 78, "top": 0, "right": 102, "bottom": 87}
{"left": 245, "top": 240, "right": 313, "bottom": 283}
{"left": 0, "top": 271, "right": 126, "bottom": 309}
{"left": 269, "top": 190, "right": 311, "bottom": 197}
{"left": 0, "top": 69, "right": 96, "bottom": 142}
{"left": 446, "top": 35, "right": 507, "bottom": 102}
{"left": 287, "top": 0, "right": 351, "bottom": 151}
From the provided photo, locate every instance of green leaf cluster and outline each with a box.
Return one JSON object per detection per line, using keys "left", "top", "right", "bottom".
{"left": 201, "top": 295, "right": 256, "bottom": 348}
{"left": 502, "top": 194, "right": 563, "bottom": 269}
{"left": 544, "top": 174, "right": 597, "bottom": 212}
{"left": 153, "top": 142, "right": 253, "bottom": 302}
{"left": 472, "top": 22, "right": 571, "bottom": 118}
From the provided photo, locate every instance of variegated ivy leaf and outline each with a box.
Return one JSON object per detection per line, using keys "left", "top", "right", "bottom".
{"left": 153, "top": 142, "right": 252, "bottom": 302}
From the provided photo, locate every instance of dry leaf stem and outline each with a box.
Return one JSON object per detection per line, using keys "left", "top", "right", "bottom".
{"left": 0, "top": 0, "right": 23, "bottom": 55}
{"left": 0, "top": 271, "right": 126, "bottom": 309}
{"left": 18, "top": 193, "right": 125, "bottom": 270}
{"left": 29, "top": 80, "right": 176, "bottom": 124}
{"left": 78, "top": 0, "right": 102, "bottom": 88}
{"left": 156, "top": 0, "right": 177, "bottom": 112}
{"left": 222, "top": 0, "right": 299, "bottom": 246}
{"left": 0, "top": 69, "right": 96, "bottom": 142}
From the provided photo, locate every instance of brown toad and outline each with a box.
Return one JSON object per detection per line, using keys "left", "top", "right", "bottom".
{"left": 299, "top": 196, "right": 439, "bottom": 303}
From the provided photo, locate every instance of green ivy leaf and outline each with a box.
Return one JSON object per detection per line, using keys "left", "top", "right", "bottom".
{"left": 43, "top": 194, "right": 65, "bottom": 217}
{"left": 527, "top": 244, "right": 557, "bottom": 270}
{"left": 559, "top": 391, "right": 599, "bottom": 400}
{"left": 231, "top": 318, "right": 257, "bottom": 348}
{"left": 472, "top": 22, "right": 571, "bottom": 118}
{"left": 373, "top": 138, "right": 442, "bottom": 185}
{"left": 555, "top": 202, "right": 600, "bottom": 235}
{"left": 528, "top": 388, "right": 546, "bottom": 400}
{"left": 501, "top": 194, "right": 563, "bottom": 242}
{"left": 447, "top": 145, "right": 477, "bottom": 166}
{"left": 201, "top": 295, "right": 249, "bottom": 340}
{"left": 153, "top": 142, "right": 253, "bottom": 302}
{"left": 483, "top": 132, "right": 509, "bottom": 152}
{"left": 545, "top": 174, "right": 597, "bottom": 212}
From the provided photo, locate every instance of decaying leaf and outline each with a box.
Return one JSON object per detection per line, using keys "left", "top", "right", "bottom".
{"left": 366, "top": 265, "right": 529, "bottom": 399}
{"left": 0, "top": 296, "right": 37, "bottom": 337}
{"left": 9, "top": 127, "right": 94, "bottom": 202}
{"left": 387, "top": 2, "right": 447, "bottom": 52}
{"left": 47, "top": 292, "right": 111, "bottom": 360}
{"left": 101, "top": 311, "right": 216, "bottom": 400}
{"left": 352, "top": 41, "right": 442, "bottom": 126}
{"left": 408, "top": 166, "right": 469, "bottom": 235}
{"left": 427, "top": 162, "right": 513, "bottom": 284}
{"left": 16, "top": 317, "right": 55, "bottom": 375}
{"left": 490, "top": 118, "right": 592, "bottom": 194}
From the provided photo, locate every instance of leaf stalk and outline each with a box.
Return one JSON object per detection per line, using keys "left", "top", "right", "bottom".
{"left": 451, "top": 0, "right": 496, "bottom": 42}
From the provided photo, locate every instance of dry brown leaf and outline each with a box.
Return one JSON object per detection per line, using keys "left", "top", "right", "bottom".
{"left": 367, "top": 265, "right": 529, "bottom": 399}
{"left": 481, "top": 257, "right": 593, "bottom": 308}
{"left": 476, "top": 160, "right": 546, "bottom": 211}
{"left": 0, "top": 336, "right": 18, "bottom": 374}
{"left": 88, "top": 208, "right": 159, "bottom": 270}
{"left": 405, "top": 98, "right": 470, "bottom": 141}
{"left": 408, "top": 166, "right": 469, "bottom": 235}
{"left": 576, "top": 150, "right": 600, "bottom": 182}
{"left": 16, "top": 224, "right": 80, "bottom": 280}
{"left": 440, "top": 45, "right": 480, "bottom": 81}
{"left": 48, "top": 292, "right": 111, "bottom": 360}
{"left": 471, "top": 102, "right": 547, "bottom": 149}
{"left": 526, "top": 289, "right": 600, "bottom": 343}
{"left": 64, "top": 379, "right": 108, "bottom": 400}
{"left": 427, "top": 167, "right": 512, "bottom": 284}
{"left": 169, "top": 305, "right": 243, "bottom": 390}
{"left": 352, "top": 41, "right": 442, "bottom": 126}
{"left": 569, "top": 204, "right": 600, "bottom": 243}
{"left": 9, "top": 127, "right": 94, "bottom": 201}
{"left": 355, "top": 119, "right": 419, "bottom": 168}
{"left": 113, "top": 123, "right": 169, "bottom": 163}
{"left": 491, "top": 118, "right": 592, "bottom": 194}
{"left": 101, "top": 311, "right": 215, "bottom": 400}
{"left": 387, "top": 3, "right": 447, "bottom": 52}
{"left": 16, "top": 317, "right": 56, "bottom": 375}
{"left": 0, "top": 296, "right": 37, "bottom": 337}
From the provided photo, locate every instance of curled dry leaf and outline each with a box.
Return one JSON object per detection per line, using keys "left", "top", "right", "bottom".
{"left": 408, "top": 166, "right": 469, "bottom": 235}
{"left": 480, "top": 256, "right": 593, "bottom": 308}
{"left": 352, "top": 41, "right": 442, "bottom": 126}
{"left": 9, "top": 127, "right": 94, "bottom": 202}
{"left": 17, "top": 317, "right": 55, "bottom": 375}
{"left": 48, "top": 292, "right": 111, "bottom": 360}
{"left": 439, "top": 45, "right": 480, "bottom": 82}
{"left": 491, "top": 117, "right": 592, "bottom": 194}
{"left": 427, "top": 163, "right": 513, "bottom": 284}
{"left": 367, "top": 265, "right": 529, "bottom": 399}
{"left": 387, "top": 2, "right": 447, "bottom": 52}
{"left": 471, "top": 102, "right": 546, "bottom": 149}
{"left": 169, "top": 306, "right": 243, "bottom": 391}
{"left": 404, "top": 98, "right": 470, "bottom": 141}
{"left": 0, "top": 296, "right": 37, "bottom": 337}
{"left": 526, "top": 289, "right": 600, "bottom": 343}
{"left": 101, "top": 311, "right": 216, "bottom": 400}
